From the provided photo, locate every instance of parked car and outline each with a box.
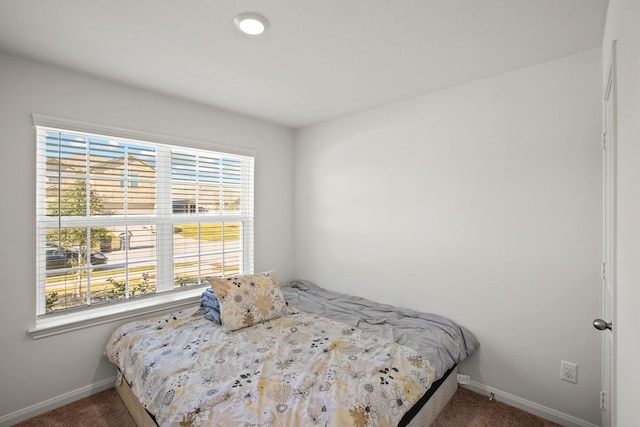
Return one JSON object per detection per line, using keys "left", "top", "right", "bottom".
{"left": 83, "top": 250, "right": 108, "bottom": 265}
{"left": 45, "top": 244, "right": 108, "bottom": 270}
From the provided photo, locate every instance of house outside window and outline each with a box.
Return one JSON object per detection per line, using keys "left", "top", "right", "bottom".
{"left": 119, "top": 171, "right": 140, "bottom": 187}
{"left": 35, "top": 118, "right": 255, "bottom": 318}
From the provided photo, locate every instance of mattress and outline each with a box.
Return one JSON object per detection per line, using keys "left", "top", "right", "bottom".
{"left": 107, "top": 280, "right": 478, "bottom": 426}
{"left": 115, "top": 365, "right": 459, "bottom": 427}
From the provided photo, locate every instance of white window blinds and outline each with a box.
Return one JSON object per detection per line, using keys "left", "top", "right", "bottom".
{"left": 35, "top": 122, "right": 254, "bottom": 315}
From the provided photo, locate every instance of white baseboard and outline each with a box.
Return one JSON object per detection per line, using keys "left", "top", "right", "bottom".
{"left": 0, "top": 376, "right": 116, "bottom": 427}
{"left": 463, "top": 380, "right": 600, "bottom": 427}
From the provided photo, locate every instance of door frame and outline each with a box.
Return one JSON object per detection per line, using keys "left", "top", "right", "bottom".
{"left": 601, "top": 39, "right": 617, "bottom": 427}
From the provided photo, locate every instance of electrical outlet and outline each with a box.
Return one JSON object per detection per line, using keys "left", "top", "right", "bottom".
{"left": 561, "top": 360, "right": 578, "bottom": 383}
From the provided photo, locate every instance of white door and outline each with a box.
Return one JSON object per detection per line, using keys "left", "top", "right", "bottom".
{"left": 598, "top": 40, "right": 617, "bottom": 427}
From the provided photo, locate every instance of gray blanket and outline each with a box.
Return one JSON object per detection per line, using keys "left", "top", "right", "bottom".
{"left": 281, "top": 280, "right": 479, "bottom": 379}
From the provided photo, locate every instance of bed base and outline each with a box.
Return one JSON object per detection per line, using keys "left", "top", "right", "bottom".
{"left": 115, "top": 366, "right": 458, "bottom": 427}
{"left": 115, "top": 374, "right": 157, "bottom": 427}
{"left": 405, "top": 366, "right": 458, "bottom": 427}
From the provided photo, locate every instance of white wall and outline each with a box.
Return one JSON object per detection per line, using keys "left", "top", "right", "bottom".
{"left": 294, "top": 50, "right": 603, "bottom": 425}
{"left": 0, "top": 45, "right": 610, "bottom": 426}
{"left": 0, "top": 52, "right": 294, "bottom": 422}
{"left": 603, "top": 1, "right": 640, "bottom": 426}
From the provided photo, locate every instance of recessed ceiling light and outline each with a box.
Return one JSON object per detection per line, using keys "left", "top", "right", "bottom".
{"left": 234, "top": 12, "right": 269, "bottom": 36}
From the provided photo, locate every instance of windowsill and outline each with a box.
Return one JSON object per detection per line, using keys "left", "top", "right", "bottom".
{"left": 29, "top": 287, "right": 204, "bottom": 339}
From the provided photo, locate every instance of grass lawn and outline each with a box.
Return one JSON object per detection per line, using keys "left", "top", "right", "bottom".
{"left": 174, "top": 223, "right": 241, "bottom": 241}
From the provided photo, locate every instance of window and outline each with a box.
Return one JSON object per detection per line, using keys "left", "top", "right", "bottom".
{"left": 35, "top": 119, "right": 254, "bottom": 318}
{"left": 119, "top": 172, "right": 140, "bottom": 187}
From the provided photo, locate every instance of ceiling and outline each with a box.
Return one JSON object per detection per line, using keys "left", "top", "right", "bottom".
{"left": 0, "top": 0, "right": 608, "bottom": 128}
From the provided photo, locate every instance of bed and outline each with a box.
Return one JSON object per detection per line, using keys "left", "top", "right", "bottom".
{"left": 106, "top": 273, "right": 479, "bottom": 427}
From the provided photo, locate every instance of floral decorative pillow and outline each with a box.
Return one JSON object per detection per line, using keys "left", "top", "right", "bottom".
{"left": 209, "top": 270, "right": 290, "bottom": 332}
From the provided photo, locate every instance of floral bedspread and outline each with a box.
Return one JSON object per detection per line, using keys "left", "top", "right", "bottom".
{"left": 106, "top": 307, "right": 436, "bottom": 427}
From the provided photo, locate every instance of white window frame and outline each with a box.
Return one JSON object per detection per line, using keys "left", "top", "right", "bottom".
{"left": 30, "top": 114, "right": 255, "bottom": 338}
